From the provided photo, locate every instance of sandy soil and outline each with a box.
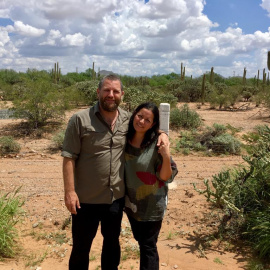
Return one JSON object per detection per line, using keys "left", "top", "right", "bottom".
{"left": 0, "top": 102, "right": 269, "bottom": 270}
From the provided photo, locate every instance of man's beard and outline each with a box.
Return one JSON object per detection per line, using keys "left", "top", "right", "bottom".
{"left": 99, "top": 98, "right": 120, "bottom": 112}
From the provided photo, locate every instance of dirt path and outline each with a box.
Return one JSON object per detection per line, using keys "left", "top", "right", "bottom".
{"left": 0, "top": 102, "right": 269, "bottom": 270}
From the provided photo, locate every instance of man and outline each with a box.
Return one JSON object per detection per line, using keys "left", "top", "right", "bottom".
{"left": 62, "top": 74, "right": 168, "bottom": 270}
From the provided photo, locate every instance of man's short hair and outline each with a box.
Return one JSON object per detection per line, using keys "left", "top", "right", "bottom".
{"left": 98, "top": 74, "right": 123, "bottom": 92}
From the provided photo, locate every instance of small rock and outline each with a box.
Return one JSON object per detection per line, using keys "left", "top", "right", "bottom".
{"left": 173, "top": 265, "right": 178, "bottom": 269}
{"left": 32, "top": 222, "right": 39, "bottom": 228}
{"left": 161, "top": 263, "right": 167, "bottom": 266}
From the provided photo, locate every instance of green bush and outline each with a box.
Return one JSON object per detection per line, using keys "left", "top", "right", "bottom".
{"left": 198, "top": 124, "right": 241, "bottom": 155}
{"left": 0, "top": 136, "right": 21, "bottom": 155}
{"left": 170, "top": 104, "right": 202, "bottom": 129}
{"left": 210, "top": 133, "right": 241, "bottom": 154}
{"left": 11, "top": 79, "right": 66, "bottom": 128}
{"left": 51, "top": 130, "right": 65, "bottom": 150}
{"left": 174, "top": 130, "right": 207, "bottom": 154}
{"left": 245, "top": 210, "right": 270, "bottom": 258}
{"left": 173, "top": 123, "right": 241, "bottom": 155}
{"left": 0, "top": 188, "right": 24, "bottom": 257}
{"left": 123, "top": 86, "right": 177, "bottom": 112}
{"left": 194, "top": 125, "right": 270, "bottom": 261}
{"left": 75, "top": 80, "right": 98, "bottom": 106}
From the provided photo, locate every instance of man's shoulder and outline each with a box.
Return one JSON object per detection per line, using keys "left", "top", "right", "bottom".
{"left": 74, "top": 107, "right": 91, "bottom": 116}
{"left": 118, "top": 106, "right": 131, "bottom": 119}
{"left": 70, "top": 107, "right": 92, "bottom": 120}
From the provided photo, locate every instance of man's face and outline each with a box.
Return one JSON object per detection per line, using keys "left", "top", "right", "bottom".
{"left": 97, "top": 79, "right": 124, "bottom": 112}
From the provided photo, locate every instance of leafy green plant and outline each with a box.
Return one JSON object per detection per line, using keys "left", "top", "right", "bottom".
{"left": 166, "top": 230, "right": 178, "bottom": 240}
{"left": 0, "top": 188, "right": 25, "bottom": 258}
{"left": 194, "top": 125, "right": 270, "bottom": 261}
{"left": 173, "top": 123, "right": 241, "bottom": 155}
{"left": 11, "top": 79, "right": 66, "bottom": 128}
{"left": 0, "top": 136, "right": 21, "bottom": 155}
{"left": 121, "top": 243, "right": 140, "bottom": 261}
{"left": 51, "top": 130, "right": 66, "bottom": 150}
{"left": 123, "top": 86, "right": 177, "bottom": 112}
{"left": 198, "top": 124, "right": 241, "bottom": 155}
{"left": 245, "top": 210, "right": 270, "bottom": 258}
{"left": 193, "top": 170, "right": 241, "bottom": 212}
{"left": 74, "top": 80, "right": 98, "bottom": 105}
{"left": 25, "top": 250, "right": 48, "bottom": 267}
{"left": 30, "top": 230, "right": 69, "bottom": 245}
{"left": 61, "top": 216, "right": 71, "bottom": 230}
{"left": 213, "top": 257, "right": 224, "bottom": 265}
{"left": 210, "top": 133, "right": 241, "bottom": 154}
{"left": 170, "top": 104, "right": 202, "bottom": 129}
{"left": 90, "top": 253, "right": 97, "bottom": 261}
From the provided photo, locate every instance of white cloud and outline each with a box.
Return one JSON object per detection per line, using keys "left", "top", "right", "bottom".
{"left": 0, "top": 29, "right": 10, "bottom": 47}
{"left": 261, "top": 0, "right": 270, "bottom": 15}
{"left": 60, "top": 33, "right": 91, "bottom": 47}
{"left": 7, "top": 21, "right": 46, "bottom": 37}
{"left": 0, "top": 0, "right": 269, "bottom": 78}
{"left": 39, "top": 29, "right": 61, "bottom": 46}
{"left": 0, "top": 9, "right": 10, "bottom": 18}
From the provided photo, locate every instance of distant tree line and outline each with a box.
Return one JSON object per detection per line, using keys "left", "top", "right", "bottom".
{"left": 0, "top": 63, "right": 270, "bottom": 128}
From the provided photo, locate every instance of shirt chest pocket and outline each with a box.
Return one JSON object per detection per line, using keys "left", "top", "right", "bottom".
{"left": 81, "top": 126, "right": 111, "bottom": 153}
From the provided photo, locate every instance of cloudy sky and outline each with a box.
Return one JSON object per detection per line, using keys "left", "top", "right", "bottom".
{"left": 1, "top": 0, "right": 270, "bottom": 78}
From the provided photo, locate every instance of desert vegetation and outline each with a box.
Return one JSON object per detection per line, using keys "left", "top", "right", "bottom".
{"left": 0, "top": 62, "right": 270, "bottom": 269}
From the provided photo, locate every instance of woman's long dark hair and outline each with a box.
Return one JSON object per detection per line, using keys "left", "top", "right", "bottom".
{"left": 127, "top": 102, "right": 160, "bottom": 149}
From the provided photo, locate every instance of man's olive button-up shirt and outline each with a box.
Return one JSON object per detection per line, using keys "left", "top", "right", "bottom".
{"left": 61, "top": 102, "right": 130, "bottom": 204}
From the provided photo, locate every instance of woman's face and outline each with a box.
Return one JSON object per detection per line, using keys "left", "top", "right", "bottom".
{"left": 133, "top": 108, "right": 154, "bottom": 134}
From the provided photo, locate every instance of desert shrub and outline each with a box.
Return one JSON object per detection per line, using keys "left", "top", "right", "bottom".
{"left": 242, "top": 90, "right": 252, "bottom": 101}
{"left": 194, "top": 125, "right": 270, "bottom": 261}
{"left": 0, "top": 136, "right": 21, "bottom": 155}
{"left": 210, "top": 133, "right": 241, "bottom": 154}
{"left": 11, "top": 79, "right": 66, "bottom": 128}
{"left": 174, "top": 130, "right": 206, "bottom": 154}
{"left": 0, "top": 69, "right": 22, "bottom": 85}
{"left": 0, "top": 188, "right": 24, "bottom": 257}
{"left": 198, "top": 123, "right": 241, "bottom": 155}
{"left": 173, "top": 123, "right": 241, "bottom": 155}
{"left": 207, "top": 85, "right": 241, "bottom": 109}
{"left": 168, "top": 79, "right": 205, "bottom": 102}
{"left": 75, "top": 80, "right": 98, "bottom": 105}
{"left": 245, "top": 210, "right": 270, "bottom": 258}
{"left": 51, "top": 130, "right": 65, "bottom": 150}
{"left": 170, "top": 104, "right": 202, "bottom": 129}
{"left": 123, "top": 86, "right": 177, "bottom": 112}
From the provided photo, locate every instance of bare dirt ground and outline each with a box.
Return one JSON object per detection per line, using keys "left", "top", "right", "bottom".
{"left": 0, "top": 102, "right": 270, "bottom": 270}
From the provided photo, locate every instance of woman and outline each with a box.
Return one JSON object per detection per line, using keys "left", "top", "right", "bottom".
{"left": 124, "top": 102, "right": 178, "bottom": 270}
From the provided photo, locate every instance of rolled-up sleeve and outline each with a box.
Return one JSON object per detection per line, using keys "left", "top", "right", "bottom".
{"left": 61, "top": 114, "right": 81, "bottom": 160}
{"left": 156, "top": 156, "right": 178, "bottom": 184}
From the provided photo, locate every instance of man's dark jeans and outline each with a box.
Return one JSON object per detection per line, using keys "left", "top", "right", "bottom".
{"left": 69, "top": 197, "right": 125, "bottom": 270}
{"left": 127, "top": 215, "right": 162, "bottom": 270}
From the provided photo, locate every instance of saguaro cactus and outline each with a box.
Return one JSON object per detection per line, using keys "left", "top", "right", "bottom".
{"left": 210, "top": 67, "right": 214, "bottom": 85}
{"left": 201, "top": 74, "right": 206, "bottom": 104}
{"left": 52, "top": 62, "right": 60, "bottom": 83}
{"left": 267, "top": 51, "right": 270, "bottom": 70}
{"left": 263, "top": 68, "right": 266, "bottom": 91}
{"left": 243, "top": 67, "right": 247, "bottom": 86}
{"left": 257, "top": 70, "right": 260, "bottom": 88}
{"left": 92, "top": 62, "right": 95, "bottom": 80}
{"left": 180, "top": 62, "right": 185, "bottom": 81}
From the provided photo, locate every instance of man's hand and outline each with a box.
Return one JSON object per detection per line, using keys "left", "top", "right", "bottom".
{"left": 65, "top": 190, "right": 80, "bottom": 214}
{"left": 157, "top": 132, "right": 169, "bottom": 147}
{"left": 63, "top": 157, "right": 80, "bottom": 214}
